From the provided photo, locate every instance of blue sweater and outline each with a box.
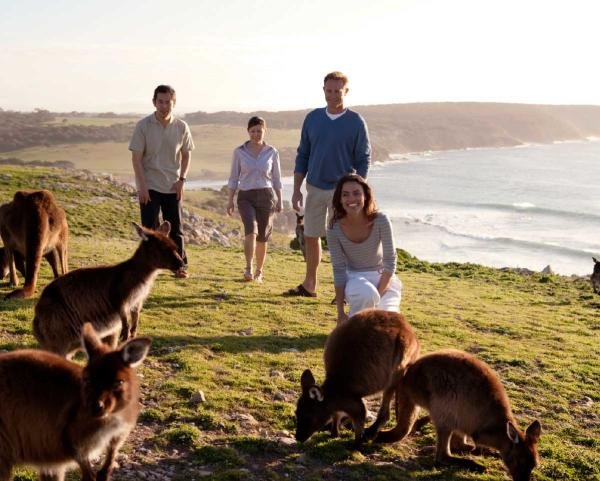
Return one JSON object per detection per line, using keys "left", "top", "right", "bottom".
{"left": 294, "top": 108, "right": 371, "bottom": 190}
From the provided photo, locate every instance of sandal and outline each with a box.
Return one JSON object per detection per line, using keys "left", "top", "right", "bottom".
{"left": 243, "top": 268, "right": 253, "bottom": 281}
{"left": 283, "top": 284, "right": 317, "bottom": 297}
{"left": 254, "top": 269, "right": 264, "bottom": 283}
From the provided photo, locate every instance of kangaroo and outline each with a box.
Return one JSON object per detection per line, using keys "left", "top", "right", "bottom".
{"left": 0, "top": 190, "right": 69, "bottom": 298}
{"left": 0, "top": 247, "right": 24, "bottom": 280}
{"left": 295, "top": 213, "right": 306, "bottom": 260}
{"left": 591, "top": 257, "right": 600, "bottom": 294}
{"left": 376, "top": 349, "right": 541, "bottom": 481}
{"left": 295, "top": 309, "right": 420, "bottom": 447}
{"left": 33, "top": 221, "right": 184, "bottom": 358}
{"left": 0, "top": 322, "right": 150, "bottom": 481}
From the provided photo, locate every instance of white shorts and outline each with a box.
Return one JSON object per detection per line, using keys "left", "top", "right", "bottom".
{"left": 345, "top": 270, "right": 402, "bottom": 317}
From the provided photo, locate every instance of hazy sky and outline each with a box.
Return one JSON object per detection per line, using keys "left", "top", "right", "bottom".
{"left": 1, "top": 0, "right": 599, "bottom": 113}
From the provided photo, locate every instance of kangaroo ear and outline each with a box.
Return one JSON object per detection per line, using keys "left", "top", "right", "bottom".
{"left": 300, "top": 369, "right": 316, "bottom": 392}
{"left": 81, "top": 323, "right": 103, "bottom": 359}
{"left": 308, "top": 386, "right": 324, "bottom": 402}
{"left": 506, "top": 421, "right": 520, "bottom": 444}
{"left": 132, "top": 222, "right": 149, "bottom": 241}
{"left": 121, "top": 337, "right": 151, "bottom": 367}
{"left": 158, "top": 221, "right": 171, "bottom": 235}
{"left": 594, "top": 257, "right": 599, "bottom": 264}
{"left": 525, "top": 420, "right": 541, "bottom": 444}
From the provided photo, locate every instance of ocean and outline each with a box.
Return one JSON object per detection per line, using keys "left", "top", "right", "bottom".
{"left": 189, "top": 140, "right": 600, "bottom": 276}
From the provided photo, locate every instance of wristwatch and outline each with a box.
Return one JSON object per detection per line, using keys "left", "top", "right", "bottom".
{"left": 179, "top": 177, "right": 186, "bottom": 182}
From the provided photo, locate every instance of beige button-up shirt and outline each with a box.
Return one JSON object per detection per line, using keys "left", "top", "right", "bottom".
{"left": 129, "top": 113, "right": 195, "bottom": 193}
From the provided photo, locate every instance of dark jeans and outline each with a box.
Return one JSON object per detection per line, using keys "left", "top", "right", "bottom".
{"left": 140, "top": 189, "right": 187, "bottom": 265}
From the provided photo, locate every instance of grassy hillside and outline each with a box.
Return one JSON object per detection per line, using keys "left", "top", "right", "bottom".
{"left": 0, "top": 167, "right": 598, "bottom": 481}
{"left": 1, "top": 124, "right": 300, "bottom": 180}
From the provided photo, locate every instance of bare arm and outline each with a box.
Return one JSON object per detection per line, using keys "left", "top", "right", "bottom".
{"left": 131, "top": 151, "right": 150, "bottom": 205}
{"left": 292, "top": 172, "right": 306, "bottom": 211}
{"left": 171, "top": 151, "right": 191, "bottom": 201}
{"left": 227, "top": 187, "right": 236, "bottom": 216}
{"left": 377, "top": 271, "right": 393, "bottom": 296}
{"left": 334, "top": 285, "right": 348, "bottom": 324}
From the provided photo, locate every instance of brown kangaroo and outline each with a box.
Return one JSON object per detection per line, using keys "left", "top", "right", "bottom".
{"left": 0, "top": 247, "right": 24, "bottom": 280}
{"left": 0, "top": 322, "right": 151, "bottom": 481}
{"left": 0, "top": 190, "right": 69, "bottom": 299}
{"left": 295, "top": 309, "right": 420, "bottom": 447}
{"left": 376, "top": 349, "right": 541, "bottom": 481}
{"left": 33, "top": 221, "right": 184, "bottom": 358}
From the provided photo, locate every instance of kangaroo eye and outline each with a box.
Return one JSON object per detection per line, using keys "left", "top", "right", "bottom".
{"left": 112, "top": 380, "right": 125, "bottom": 392}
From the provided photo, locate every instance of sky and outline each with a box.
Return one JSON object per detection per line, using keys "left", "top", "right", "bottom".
{"left": 1, "top": 0, "right": 599, "bottom": 114}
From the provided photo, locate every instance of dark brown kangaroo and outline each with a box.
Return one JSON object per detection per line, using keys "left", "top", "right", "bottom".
{"left": 0, "top": 322, "right": 151, "bottom": 481}
{"left": 376, "top": 350, "right": 541, "bottom": 481}
{"left": 295, "top": 309, "right": 420, "bottom": 447}
{"left": 591, "top": 257, "right": 600, "bottom": 294}
{"left": 33, "top": 221, "right": 184, "bottom": 357}
{"left": 0, "top": 190, "right": 68, "bottom": 298}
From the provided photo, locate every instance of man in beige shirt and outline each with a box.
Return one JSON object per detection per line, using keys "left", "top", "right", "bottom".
{"left": 129, "top": 84, "right": 195, "bottom": 278}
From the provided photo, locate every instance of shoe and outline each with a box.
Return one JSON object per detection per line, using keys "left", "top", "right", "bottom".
{"left": 254, "top": 269, "right": 263, "bottom": 283}
{"left": 243, "top": 268, "right": 253, "bottom": 281}
{"left": 283, "top": 284, "right": 317, "bottom": 297}
{"left": 174, "top": 267, "right": 189, "bottom": 279}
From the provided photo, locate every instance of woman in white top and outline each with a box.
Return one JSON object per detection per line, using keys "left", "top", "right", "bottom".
{"left": 326, "top": 173, "right": 402, "bottom": 323}
{"left": 227, "top": 117, "right": 283, "bottom": 282}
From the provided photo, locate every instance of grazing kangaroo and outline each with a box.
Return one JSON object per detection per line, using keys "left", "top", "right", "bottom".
{"left": 0, "top": 190, "right": 69, "bottom": 298}
{"left": 591, "top": 257, "right": 600, "bottom": 294}
{"left": 295, "top": 309, "right": 420, "bottom": 447}
{"left": 0, "top": 322, "right": 151, "bottom": 481}
{"left": 376, "top": 350, "right": 541, "bottom": 481}
{"left": 33, "top": 221, "right": 184, "bottom": 358}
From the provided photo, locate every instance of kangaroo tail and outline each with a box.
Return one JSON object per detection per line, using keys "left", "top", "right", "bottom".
{"left": 23, "top": 211, "right": 47, "bottom": 293}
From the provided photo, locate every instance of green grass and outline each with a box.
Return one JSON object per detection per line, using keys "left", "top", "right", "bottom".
{"left": 2, "top": 166, "right": 599, "bottom": 480}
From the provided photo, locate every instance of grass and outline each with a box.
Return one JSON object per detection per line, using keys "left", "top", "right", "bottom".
{"left": 1, "top": 166, "right": 599, "bottom": 480}
{"left": 2, "top": 124, "right": 300, "bottom": 180}
{"left": 44, "top": 116, "right": 140, "bottom": 126}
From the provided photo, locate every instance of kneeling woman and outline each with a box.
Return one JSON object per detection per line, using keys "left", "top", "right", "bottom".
{"left": 327, "top": 173, "right": 401, "bottom": 323}
{"left": 227, "top": 116, "right": 282, "bottom": 282}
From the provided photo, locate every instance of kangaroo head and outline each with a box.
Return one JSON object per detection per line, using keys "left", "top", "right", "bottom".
{"left": 133, "top": 221, "right": 185, "bottom": 272}
{"left": 295, "top": 369, "right": 330, "bottom": 442}
{"left": 81, "top": 323, "right": 151, "bottom": 419}
{"left": 503, "top": 420, "right": 541, "bottom": 481}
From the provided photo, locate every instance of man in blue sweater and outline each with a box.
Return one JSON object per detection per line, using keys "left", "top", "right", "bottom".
{"left": 285, "top": 71, "right": 371, "bottom": 297}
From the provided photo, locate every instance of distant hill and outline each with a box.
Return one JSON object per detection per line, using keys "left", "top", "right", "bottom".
{"left": 2, "top": 103, "right": 600, "bottom": 165}
{"left": 185, "top": 102, "right": 600, "bottom": 156}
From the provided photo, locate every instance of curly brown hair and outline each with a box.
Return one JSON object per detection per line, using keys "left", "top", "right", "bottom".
{"left": 329, "top": 174, "right": 378, "bottom": 227}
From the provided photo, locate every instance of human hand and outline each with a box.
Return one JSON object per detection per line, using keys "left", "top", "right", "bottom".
{"left": 291, "top": 190, "right": 303, "bottom": 212}
{"left": 227, "top": 200, "right": 235, "bottom": 216}
{"left": 171, "top": 180, "right": 184, "bottom": 201}
{"left": 275, "top": 199, "right": 283, "bottom": 213}
{"left": 138, "top": 188, "right": 150, "bottom": 205}
{"left": 337, "top": 311, "right": 349, "bottom": 324}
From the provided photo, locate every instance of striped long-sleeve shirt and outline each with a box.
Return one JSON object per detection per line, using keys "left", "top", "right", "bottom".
{"left": 326, "top": 213, "right": 397, "bottom": 287}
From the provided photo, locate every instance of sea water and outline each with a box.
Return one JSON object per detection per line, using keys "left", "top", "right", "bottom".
{"left": 370, "top": 140, "right": 600, "bottom": 276}
{"left": 189, "top": 140, "right": 600, "bottom": 276}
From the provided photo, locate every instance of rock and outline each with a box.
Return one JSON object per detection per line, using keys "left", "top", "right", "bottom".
{"left": 278, "top": 436, "right": 297, "bottom": 446}
{"left": 281, "top": 348, "right": 299, "bottom": 353}
{"left": 541, "top": 265, "right": 553, "bottom": 274}
{"left": 229, "top": 412, "right": 259, "bottom": 425}
{"left": 238, "top": 327, "right": 253, "bottom": 336}
{"left": 189, "top": 390, "right": 206, "bottom": 404}
{"left": 274, "top": 391, "right": 286, "bottom": 401}
{"left": 269, "top": 369, "right": 285, "bottom": 378}
{"left": 296, "top": 453, "right": 308, "bottom": 464}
